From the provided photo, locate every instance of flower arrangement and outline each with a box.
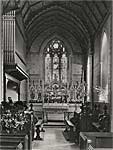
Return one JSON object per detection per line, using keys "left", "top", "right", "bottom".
{"left": 1, "top": 101, "right": 31, "bottom": 134}
{"left": 1, "top": 111, "right": 23, "bottom": 133}
{"left": 75, "top": 81, "right": 87, "bottom": 103}
{"left": 69, "top": 81, "right": 87, "bottom": 103}
{"left": 95, "top": 85, "right": 108, "bottom": 103}
{"left": 1, "top": 110, "right": 31, "bottom": 134}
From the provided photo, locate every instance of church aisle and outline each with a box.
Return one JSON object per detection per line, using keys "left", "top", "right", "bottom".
{"left": 32, "top": 127, "right": 80, "bottom": 150}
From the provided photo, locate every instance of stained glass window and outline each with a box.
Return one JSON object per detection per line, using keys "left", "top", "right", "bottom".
{"left": 101, "top": 32, "right": 108, "bottom": 89}
{"left": 45, "top": 53, "right": 51, "bottom": 84}
{"left": 45, "top": 39, "right": 67, "bottom": 84}
{"left": 53, "top": 54, "right": 59, "bottom": 81}
{"left": 61, "top": 53, "right": 67, "bottom": 83}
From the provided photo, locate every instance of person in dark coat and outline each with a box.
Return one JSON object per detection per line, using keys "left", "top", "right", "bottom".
{"left": 70, "top": 111, "right": 80, "bottom": 125}
{"left": 70, "top": 111, "right": 80, "bottom": 143}
{"left": 33, "top": 114, "right": 42, "bottom": 140}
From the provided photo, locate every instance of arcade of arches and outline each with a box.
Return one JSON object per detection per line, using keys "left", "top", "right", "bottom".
{"left": 0, "top": 1, "right": 113, "bottom": 150}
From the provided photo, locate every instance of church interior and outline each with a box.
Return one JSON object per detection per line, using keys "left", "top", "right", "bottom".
{"left": 0, "top": 0, "right": 113, "bottom": 150}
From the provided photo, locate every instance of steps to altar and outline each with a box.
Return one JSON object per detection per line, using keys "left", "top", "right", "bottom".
{"left": 44, "top": 121, "right": 65, "bottom": 127}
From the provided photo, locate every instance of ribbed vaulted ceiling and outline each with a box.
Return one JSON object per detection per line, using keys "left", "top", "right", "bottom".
{"left": 2, "top": 0, "right": 111, "bottom": 53}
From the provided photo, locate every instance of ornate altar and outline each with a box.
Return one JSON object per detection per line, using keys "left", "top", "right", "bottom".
{"left": 43, "top": 81, "right": 68, "bottom": 121}
{"left": 44, "top": 81, "right": 68, "bottom": 104}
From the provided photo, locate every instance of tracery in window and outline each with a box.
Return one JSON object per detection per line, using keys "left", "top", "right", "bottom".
{"left": 61, "top": 53, "right": 67, "bottom": 83}
{"left": 100, "top": 31, "right": 109, "bottom": 103}
{"left": 101, "top": 32, "right": 108, "bottom": 89}
{"left": 53, "top": 54, "right": 59, "bottom": 81}
{"left": 45, "top": 53, "right": 51, "bottom": 84}
{"left": 45, "top": 39, "right": 67, "bottom": 84}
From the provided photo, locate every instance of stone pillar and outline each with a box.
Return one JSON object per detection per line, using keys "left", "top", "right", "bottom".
{"left": 41, "top": 54, "right": 45, "bottom": 104}
{"left": 111, "top": 1, "right": 113, "bottom": 132}
{"left": 0, "top": 1, "right": 3, "bottom": 103}
{"left": 87, "top": 52, "right": 93, "bottom": 108}
{"left": 82, "top": 54, "right": 87, "bottom": 83}
{"left": 18, "top": 82, "right": 20, "bottom": 101}
{"left": 82, "top": 62, "right": 87, "bottom": 104}
{"left": 27, "top": 78, "right": 30, "bottom": 103}
{"left": 69, "top": 54, "right": 72, "bottom": 84}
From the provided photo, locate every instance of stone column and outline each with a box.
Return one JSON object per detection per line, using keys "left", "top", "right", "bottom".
{"left": 41, "top": 54, "right": 45, "bottom": 104}
{"left": 87, "top": 52, "right": 93, "bottom": 108}
{"left": 82, "top": 60, "right": 87, "bottom": 104}
{"left": 26, "top": 78, "right": 30, "bottom": 104}
{"left": 0, "top": 1, "right": 3, "bottom": 103}
{"left": 69, "top": 54, "right": 72, "bottom": 85}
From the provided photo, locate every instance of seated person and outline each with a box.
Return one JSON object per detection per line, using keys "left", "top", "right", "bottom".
{"left": 8, "top": 97, "right": 13, "bottom": 107}
{"left": 70, "top": 111, "right": 80, "bottom": 125}
{"left": 8, "top": 96, "right": 13, "bottom": 103}
{"left": 63, "top": 95, "right": 67, "bottom": 103}
{"left": 70, "top": 111, "right": 80, "bottom": 143}
{"left": 35, "top": 124, "right": 42, "bottom": 140}
{"left": 70, "top": 104, "right": 81, "bottom": 123}
{"left": 33, "top": 113, "right": 43, "bottom": 140}
{"left": 40, "top": 122, "right": 45, "bottom": 132}
{"left": 38, "top": 92, "right": 42, "bottom": 101}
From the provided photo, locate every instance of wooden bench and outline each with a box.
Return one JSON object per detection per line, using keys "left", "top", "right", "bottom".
{"left": 0, "top": 143, "right": 23, "bottom": 150}
{"left": 64, "top": 119, "right": 76, "bottom": 142}
{"left": 0, "top": 133, "right": 29, "bottom": 150}
{"left": 79, "top": 132, "right": 113, "bottom": 150}
{"left": 0, "top": 138, "right": 23, "bottom": 150}
{"left": 88, "top": 145, "right": 113, "bottom": 150}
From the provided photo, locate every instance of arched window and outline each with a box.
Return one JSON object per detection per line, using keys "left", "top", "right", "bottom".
{"left": 100, "top": 31, "right": 109, "bottom": 103}
{"left": 61, "top": 53, "right": 67, "bottom": 83}
{"left": 45, "top": 39, "right": 67, "bottom": 84}
{"left": 45, "top": 53, "right": 51, "bottom": 83}
{"left": 101, "top": 32, "right": 108, "bottom": 89}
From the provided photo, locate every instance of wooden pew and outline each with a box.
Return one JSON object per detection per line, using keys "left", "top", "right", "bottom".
{"left": 79, "top": 132, "right": 113, "bottom": 150}
{"left": 0, "top": 133, "right": 29, "bottom": 150}
{"left": 0, "top": 143, "right": 23, "bottom": 150}
{"left": 0, "top": 138, "right": 23, "bottom": 150}
{"left": 79, "top": 132, "right": 88, "bottom": 150}
{"left": 64, "top": 119, "right": 76, "bottom": 142}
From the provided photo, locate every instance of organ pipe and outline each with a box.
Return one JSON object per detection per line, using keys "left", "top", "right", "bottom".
{"left": 3, "top": 10, "right": 15, "bottom": 64}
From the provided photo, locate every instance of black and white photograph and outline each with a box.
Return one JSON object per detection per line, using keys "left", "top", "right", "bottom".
{"left": 0, "top": 0, "right": 113, "bottom": 150}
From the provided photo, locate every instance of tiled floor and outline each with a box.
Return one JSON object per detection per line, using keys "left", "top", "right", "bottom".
{"left": 32, "top": 127, "right": 80, "bottom": 150}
